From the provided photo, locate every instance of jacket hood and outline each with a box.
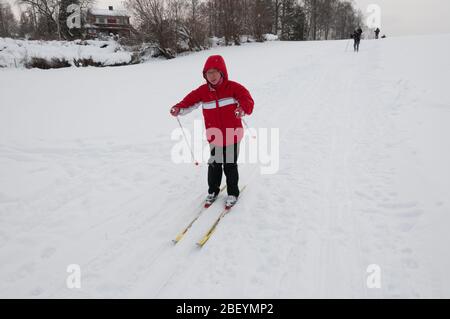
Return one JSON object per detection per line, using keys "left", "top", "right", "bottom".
{"left": 203, "top": 55, "right": 228, "bottom": 82}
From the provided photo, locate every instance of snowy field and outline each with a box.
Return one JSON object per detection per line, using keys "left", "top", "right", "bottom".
{"left": 0, "top": 37, "right": 132, "bottom": 68}
{"left": 1, "top": 34, "right": 450, "bottom": 298}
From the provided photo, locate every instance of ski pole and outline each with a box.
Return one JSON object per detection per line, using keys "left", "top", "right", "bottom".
{"left": 236, "top": 102, "right": 256, "bottom": 140}
{"left": 242, "top": 118, "right": 256, "bottom": 139}
{"left": 176, "top": 116, "right": 199, "bottom": 166}
{"left": 345, "top": 38, "right": 350, "bottom": 52}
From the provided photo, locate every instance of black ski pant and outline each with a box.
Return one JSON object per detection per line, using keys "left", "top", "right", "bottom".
{"left": 208, "top": 142, "right": 240, "bottom": 197}
{"left": 354, "top": 39, "right": 360, "bottom": 52}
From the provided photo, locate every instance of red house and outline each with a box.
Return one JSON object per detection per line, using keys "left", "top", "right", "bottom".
{"left": 85, "top": 6, "right": 132, "bottom": 38}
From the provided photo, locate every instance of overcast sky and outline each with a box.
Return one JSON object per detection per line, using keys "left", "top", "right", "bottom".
{"left": 353, "top": 0, "right": 450, "bottom": 36}
{"left": 5, "top": 0, "right": 450, "bottom": 37}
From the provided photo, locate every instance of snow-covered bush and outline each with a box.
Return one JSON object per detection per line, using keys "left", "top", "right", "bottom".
{"left": 0, "top": 37, "right": 132, "bottom": 69}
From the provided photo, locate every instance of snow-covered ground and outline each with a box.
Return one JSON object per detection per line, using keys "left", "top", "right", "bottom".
{"left": 0, "top": 38, "right": 132, "bottom": 68}
{"left": 1, "top": 34, "right": 449, "bottom": 298}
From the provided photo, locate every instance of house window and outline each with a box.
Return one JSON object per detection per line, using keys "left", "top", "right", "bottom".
{"left": 107, "top": 18, "right": 117, "bottom": 24}
{"left": 96, "top": 17, "right": 105, "bottom": 24}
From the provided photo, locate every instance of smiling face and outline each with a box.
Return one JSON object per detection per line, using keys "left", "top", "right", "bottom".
{"left": 205, "top": 68, "right": 222, "bottom": 85}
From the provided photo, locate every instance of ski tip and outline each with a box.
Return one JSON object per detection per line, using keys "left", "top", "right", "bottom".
{"left": 173, "top": 235, "right": 183, "bottom": 244}
{"left": 197, "top": 237, "right": 209, "bottom": 247}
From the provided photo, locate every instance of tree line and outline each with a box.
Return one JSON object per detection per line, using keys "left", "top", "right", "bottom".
{"left": 126, "top": 0, "right": 363, "bottom": 49}
{"left": 1, "top": 0, "right": 363, "bottom": 48}
{"left": 0, "top": 0, "right": 93, "bottom": 39}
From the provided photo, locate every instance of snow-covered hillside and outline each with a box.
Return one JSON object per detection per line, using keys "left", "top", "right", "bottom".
{"left": 0, "top": 37, "right": 133, "bottom": 68}
{"left": 1, "top": 34, "right": 449, "bottom": 298}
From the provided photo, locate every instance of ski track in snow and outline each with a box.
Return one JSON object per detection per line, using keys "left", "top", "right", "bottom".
{"left": 1, "top": 35, "right": 449, "bottom": 298}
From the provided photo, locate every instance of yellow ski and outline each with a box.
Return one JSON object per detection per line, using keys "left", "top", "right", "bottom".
{"left": 197, "top": 185, "right": 247, "bottom": 247}
{"left": 173, "top": 185, "right": 226, "bottom": 244}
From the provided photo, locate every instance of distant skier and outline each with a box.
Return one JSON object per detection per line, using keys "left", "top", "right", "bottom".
{"left": 375, "top": 28, "right": 380, "bottom": 39}
{"left": 170, "top": 55, "right": 254, "bottom": 208}
{"left": 352, "top": 27, "right": 363, "bottom": 52}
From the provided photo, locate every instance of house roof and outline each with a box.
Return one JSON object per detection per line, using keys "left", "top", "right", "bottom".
{"left": 89, "top": 8, "right": 130, "bottom": 17}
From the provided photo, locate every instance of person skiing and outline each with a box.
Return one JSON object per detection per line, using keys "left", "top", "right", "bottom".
{"left": 352, "top": 27, "right": 363, "bottom": 52}
{"left": 375, "top": 28, "right": 380, "bottom": 39}
{"left": 170, "top": 55, "right": 254, "bottom": 208}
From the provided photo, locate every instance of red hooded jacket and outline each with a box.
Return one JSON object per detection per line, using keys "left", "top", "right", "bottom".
{"left": 175, "top": 55, "right": 254, "bottom": 146}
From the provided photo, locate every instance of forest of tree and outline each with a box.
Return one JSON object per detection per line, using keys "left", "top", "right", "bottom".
{"left": 1, "top": 0, "right": 93, "bottom": 39}
{"left": 1, "top": 0, "right": 364, "bottom": 51}
{"left": 126, "top": 0, "right": 363, "bottom": 48}
{"left": 0, "top": 1, "right": 18, "bottom": 37}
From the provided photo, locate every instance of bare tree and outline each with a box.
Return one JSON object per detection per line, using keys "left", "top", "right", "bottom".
{"left": 0, "top": 0, "right": 18, "bottom": 37}
{"left": 280, "top": 0, "right": 295, "bottom": 40}
{"left": 17, "top": 0, "right": 92, "bottom": 39}
{"left": 217, "top": 0, "right": 243, "bottom": 45}
{"left": 318, "top": 0, "right": 336, "bottom": 40}
{"left": 204, "top": 0, "right": 219, "bottom": 37}
{"left": 333, "top": 0, "right": 361, "bottom": 39}
{"left": 302, "top": 0, "right": 318, "bottom": 40}
{"left": 18, "top": 7, "right": 35, "bottom": 38}
{"left": 126, "top": 0, "right": 176, "bottom": 53}
{"left": 19, "top": 0, "right": 59, "bottom": 38}
{"left": 11, "top": 0, "right": 363, "bottom": 45}
{"left": 167, "top": 0, "right": 185, "bottom": 50}
{"left": 125, "top": 0, "right": 210, "bottom": 56}
{"left": 272, "top": 0, "right": 281, "bottom": 35}
{"left": 249, "top": 0, "right": 272, "bottom": 42}
{"left": 180, "top": 0, "right": 208, "bottom": 50}
{"left": 291, "top": 2, "right": 306, "bottom": 40}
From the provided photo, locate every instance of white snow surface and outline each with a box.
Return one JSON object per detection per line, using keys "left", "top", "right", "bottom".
{"left": 1, "top": 34, "right": 450, "bottom": 298}
{"left": 0, "top": 38, "right": 132, "bottom": 68}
